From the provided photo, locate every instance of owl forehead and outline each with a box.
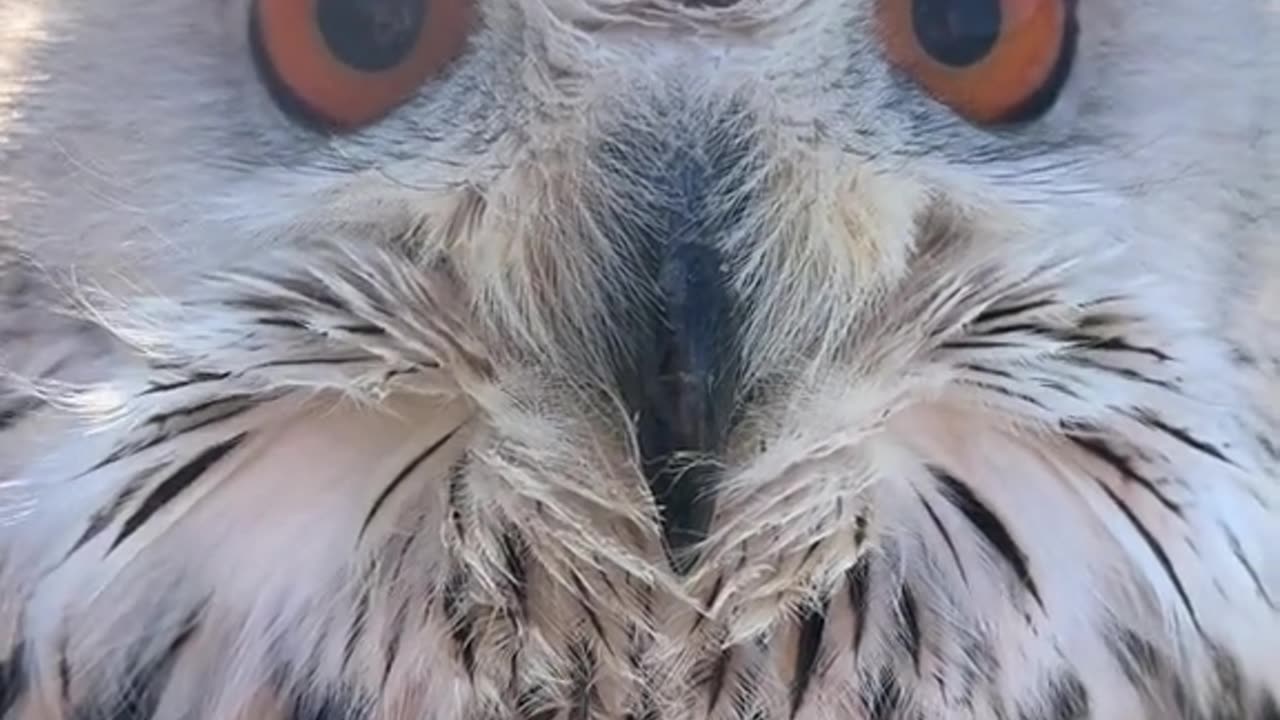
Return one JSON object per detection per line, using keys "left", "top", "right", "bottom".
{"left": 3, "top": 0, "right": 1267, "bottom": 241}
{"left": 511, "top": 0, "right": 857, "bottom": 47}
{"left": 0, "top": 0, "right": 1068, "bottom": 165}
{"left": 466, "top": 0, "right": 881, "bottom": 113}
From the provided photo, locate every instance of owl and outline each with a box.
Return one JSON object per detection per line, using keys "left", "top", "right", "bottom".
{"left": 0, "top": 0, "right": 1277, "bottom": 716}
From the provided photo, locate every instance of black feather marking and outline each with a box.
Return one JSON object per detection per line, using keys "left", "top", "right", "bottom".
{"left": 518, "top": 687, "right": 558, "bottom": 720}
{"left": 500, "top": 529, "right": 529, "bottom": 621}
{"left": 343, "top": 584, "right": 371, "bottom": 670}
{"left": 1221, "top": 524, "right": 1276, "bottom": 609}
{"left": 359, "top": 426, "right": 462, "bottom": 537}
{"left": 980, "top": 318, "right": 1105, "bottom": 345}
{"left": 1036, "top": 378, "right": 1081, "bottom": 399}
{"left": 258, "top": 274, "right": 349, "bottom": 312}
{"left": 1258, "top": 433, "right": 1280, "bottom": 462}
{"left": 1061, "top": 356, "right": 1177, "bottom": 391}
{"left": 896, "top": 585, "right": 922, "bottom": 672}
{"left": 960, "top": 379, "right": 1048, "bottom": 409}
{"left": 931, "top": 467, "right": 1044, "bottom": 609}
{"left": 1016, "top": 672, "right": 1089, "bottom": 720}
{"left": 1068, "top": 435, "right": 1181, "bottom": 515}
{"left": 442, "top": 568, "right": 476, "bottom": 679}
{"left": 972, "top": 299, "right": 1056, "bottom": 325}
{"left": 389, "top": 520, "right": 420, "bottom": 584}
{"left": 939, "top": 339, "right": 1022, "bottom": 352}
{"left": 1106, "top": 626, "right": 1194, "bottom": 717}
{"left": 382, "top": 599, "right": 410, "bottom": 685}
{"left": 1260, "top": 692, "right": 1280, "bottom": 720}
{"left": 0, "top": 395, "right": 42, "bottom": 430}
{"left": 85, "top": 396, "right": 258, "bottom": 474}
{"left": 59, "top": 643, "right": 72, "bottom": 703}
{"left": 142, "top": 395, "right": 255, "bottom": 429}
{"left": 799, "top": 539, "right": 822, "bottom": 567}
{"left": 973, "top": 321, "right": 1172, "bottom": 363}
{"left": 448, "top": 463, "right": 469, "bottom": 542}
{"left": 1208, "top": 644, "right": 1247, "bottom": 720}
{"left": 967, "top": 310, "right": 1172, "bottom": 353}
{"left": 1045, "top": 673, "right": 1089, "bottom": 720}
{"left": 790, "top": 597, "right": 829, "bottom": 718}
{"left": 958, "top": 363, "right": 1015, "bottom": 379}
{"left": 1084, "top": 335, "right": 1172, "bottom": 362}
{"left": 866, "top": 665, "right": 904, "bottom": 720}
{"left": 918, "top": 494, "right": 969, "bottom": 584}
{"left": 847, "top": 557, "right": 871, "bottom": 656}
{"left": 1228, "top": 346, "right": 1258, "bottom": 367}
{"left": 0, "top": 641, "right": 27, "bottom": 716}
{"left": 110, "top": 433, "right": 248, "bottom": 551}
{"left": 502, "top": 559, "right": 527, "bottom": 703}
{"left": 72, "top": 611, "right": 199, "bottom": 720}
{"left": 256, "top": 317, "right": 308, "bottom": 330}
{"left": 1131, "top": 409, "right": 1236, "bottom": 466}
{"left": 335, "top": 323, "right": 386, "bottom": 336}
{"left": 141, "top": 371, "right": 232, "bottom": 395}
{"left": 140, "top": 400, "right": 254, "bottom": 444}
{"left": 253, "top": 356, "right": 371, "bottom": 369}
{"left": 67, "top": 464, "right": 164, "bottom": 557}
{"left": 1094, "top": 481, "right": 1202, "bottom": 633}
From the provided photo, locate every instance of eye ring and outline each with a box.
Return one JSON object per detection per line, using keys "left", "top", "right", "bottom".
{"left": 876, "top": 0, "right": 1078, "bottom": 125}
{"left": 250, "top": 0, "right": 473, "bottom": 132}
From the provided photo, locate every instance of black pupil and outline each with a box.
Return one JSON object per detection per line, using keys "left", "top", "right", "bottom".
{"left": 316, "top": 0, "right": 427, "bottom": 72}
{"left": 911, "top": 0, "right": 1002, "bottom": 68}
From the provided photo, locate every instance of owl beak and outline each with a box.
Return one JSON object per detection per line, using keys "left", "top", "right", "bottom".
{"left": 637, "top": 241, "right": 738, "bottom": 572}
{"left": 612, "top": 141, "right": 747, "bottom": 575}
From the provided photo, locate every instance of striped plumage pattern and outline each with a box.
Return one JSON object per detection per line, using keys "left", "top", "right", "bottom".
{"left": 1, "top": 0, "right": 1278, "bottom": 717}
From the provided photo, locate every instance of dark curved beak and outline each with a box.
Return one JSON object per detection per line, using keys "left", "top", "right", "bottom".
{"left": 637, "top": 242, "right": 738, "bottom": 573}
{"left": 608, "top": 132, "right": 749, "bottom": 574}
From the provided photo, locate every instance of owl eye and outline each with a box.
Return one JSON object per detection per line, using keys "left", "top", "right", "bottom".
{"left": 876, "top": 0, "right": 1076, "bottom": 125}
{"left": 250, "top": 0, "right": 473, "bottom": 131}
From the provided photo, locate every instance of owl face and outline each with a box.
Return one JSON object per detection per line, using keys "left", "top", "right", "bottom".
{"left": 4, "top": 0, "right": 1268, "bottom": 299}
{"left": 4, "top": 0, "right": 1269, "bottom": 544}
{"left": 1, "top": 0, "right": 1278, "bottom": 716}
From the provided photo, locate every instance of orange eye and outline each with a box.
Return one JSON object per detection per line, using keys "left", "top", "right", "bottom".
{"left": 876, "top": 0, "right": 1076, "bottom": 125}
{"left": 251, "top": 0, "right": 473, "bottom": 131}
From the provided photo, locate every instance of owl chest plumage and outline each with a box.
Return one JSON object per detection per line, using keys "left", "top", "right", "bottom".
{"left": 1, "top": 242, "right": 1277, "bottom": 719}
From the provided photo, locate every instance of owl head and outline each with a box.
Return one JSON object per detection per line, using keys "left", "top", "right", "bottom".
{"left": 0, "top": 0, "right": 1278, "bottom": 717}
